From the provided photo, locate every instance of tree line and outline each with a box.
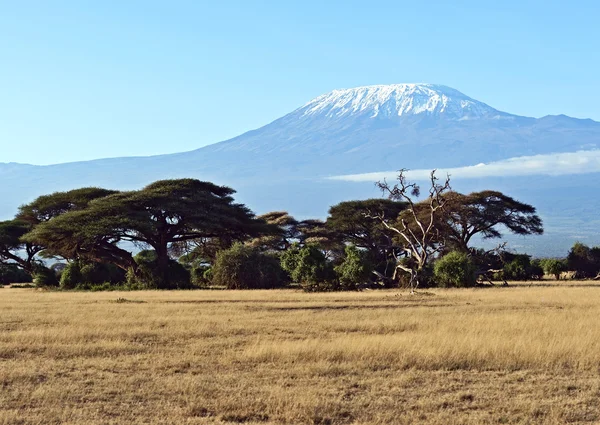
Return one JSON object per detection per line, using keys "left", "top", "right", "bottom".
{"left": 0, "top": 172, "right": 596, "bottom": 290}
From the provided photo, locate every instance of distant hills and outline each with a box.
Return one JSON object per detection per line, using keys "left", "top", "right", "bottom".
{"left": 2, "top": 83, "right": 599, "bottom": 256}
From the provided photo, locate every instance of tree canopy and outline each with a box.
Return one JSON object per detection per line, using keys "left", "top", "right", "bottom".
{"left": 24, "top": 179, "right": 271, "bottom": 288}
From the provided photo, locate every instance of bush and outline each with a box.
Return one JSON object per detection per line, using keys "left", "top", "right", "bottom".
{"left": 0, "top": 264, "right": 32, "bottom": 285}
{"left": 281, "top": 244, "right": 335, "bottom": 286}
{"left": 503, "top": 255, "right": 532, "bottom": 281}
{"left": 127, "top": 250, "right": 193, "bottom": 289}
{"left": 433, "top": 251, "right": 476, "bottom": 288}
{"left": 60, "top": 260, "right": 126, "bottom": 289}
{"left": 334, "top": 245, "right": 373, "bottom": 290}
{"left": 60, "top": 261, "right": 82, "bottom": 289}
{"left": 567, "top": 243, "right": 600, "bottom": 278}
{"left": 539, "top": 258, "right": 566, "bottom": 280}
{"left": 32, "top": 266, "right": 59, "bottom": 287}
{"left": 211, "top": 244, "right": 287, "bottom": 289}
{"left": 191, "top": 265, "right": 212, "bottom": 287}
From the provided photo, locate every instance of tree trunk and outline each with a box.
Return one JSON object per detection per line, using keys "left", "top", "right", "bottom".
{"left": 155, "top": 243, "right": 170, "bottom": 289}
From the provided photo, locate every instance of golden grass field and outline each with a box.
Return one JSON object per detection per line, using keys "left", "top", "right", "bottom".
{"left": 2, "top": 282, "right": 600, "bottom": 424}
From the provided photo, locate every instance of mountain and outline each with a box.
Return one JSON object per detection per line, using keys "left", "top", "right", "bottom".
{"left": 1, "top": 83, "right": 599, "bottom": 255}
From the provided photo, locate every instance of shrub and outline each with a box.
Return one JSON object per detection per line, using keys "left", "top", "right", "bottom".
{"left": 203, "top": 267, "right": 213, "bottom": 283}
{"left": 334, "top": 245, "right": 373, "bottom": 290}
{"left": 528, "top": 259, "right": 544, "bottom": 280}
{"left": 567, "top": 243, "right": 600, "bottom": 278}
{"left": 0, "top": 264, "right": 32, "bottom": 285}
{"left": 281, "top": 244, "right": 335, "bottom": 285}
{"left": 128, "top": 250, "right": 193, "bottom": 289}
{"left": 60, "top": 261, "right": 82, "bottom": 289}
{"left": 433, "top": 251, "right": 476, "bottom": 288}
{"left": 211, "top": 243, "right": 287, "bottom": 289}
{"left": 60, "top": 260, "right": 126, "bottom": 289}
{"left": 539, "top": 258, "right": 566, "bottom": 280}
{"left": 191, "top": 265, "right": 212, "bottom": 287}
{"left": 32, "top": 266, "right": 59, "bottom": 287}
{"left": 503, "top": 255, "right": 532, "bottom": 280}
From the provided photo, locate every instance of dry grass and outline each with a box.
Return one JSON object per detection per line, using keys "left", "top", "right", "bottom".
{"left": 2, "top": 282, "right": 600, "bottom": 424}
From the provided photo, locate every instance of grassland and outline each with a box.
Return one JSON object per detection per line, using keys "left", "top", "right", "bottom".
{"left": 2, "top": 282, "right": 600, "bottom": 424}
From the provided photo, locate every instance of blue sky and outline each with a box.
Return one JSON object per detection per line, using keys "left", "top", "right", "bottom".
{"left": 1, "top": 0, "right": 599, "bottom": 165}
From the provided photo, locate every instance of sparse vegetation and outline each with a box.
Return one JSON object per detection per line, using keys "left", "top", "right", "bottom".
{"left": 2, "top": 283, "right": 600, "bottom": 424}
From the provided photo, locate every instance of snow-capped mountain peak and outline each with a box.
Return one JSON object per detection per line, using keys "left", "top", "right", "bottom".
{"left": 299, "top": 83, "right": 501, "bottom": 120}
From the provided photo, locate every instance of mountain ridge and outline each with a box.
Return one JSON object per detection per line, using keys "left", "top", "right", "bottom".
{"left": 1, "top": 83, "right": 599, "bottom": 255}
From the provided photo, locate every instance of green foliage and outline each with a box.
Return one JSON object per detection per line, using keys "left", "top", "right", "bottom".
{"left": 191, "top": 265, "right": 212, "bottom": 287}
{"left": 203, "top": 267, "right": 213, "bottom": 283}
{"left": 441, "top": 191, "right": 543, "bottom": 252}
{"left": 567, "top": 243, "right": 600, "bottom": 278}
{"left": 0, "top": 219, "right": 41, "bottom": 272}
{"left": 60, "top": 261, "right": 82, "bottom": 289}
{"left": 503, "top": 255, "right": 533, "bottom": 281}
{"left": 211, "top": 244, "right": 287, "bottom": 289}
{"left": 334, "top": 245, "right": 373, "bottom": 290}
{"left": 128, "top": 250, "right": 193, "bottom": 289}
{"left": 60, "top": 260, "right": 126, "bottom": 289}
{"left": 433, "top": 251, "right": 476, "bottom": 288}
{"left": 539, "top": 258, "right": 566, "bottom": 279}
{"left": 280, "top": 244, "right": 335, "bottom": 286}
{"left": 326, "top": 199, "right": 406, "bottom": 280}
{"left": 0, "top": 264, "right": 32, "bottom": 285}
{"left": 24, "top": 179, "right": 270, "bottom": 289}
{"left": 32, "top": 266, "right": 59, "bottom": 287}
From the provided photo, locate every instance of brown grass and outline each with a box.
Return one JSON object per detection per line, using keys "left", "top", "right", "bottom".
{"left": 2, "top": 282, "right": 600, "bottom": 424}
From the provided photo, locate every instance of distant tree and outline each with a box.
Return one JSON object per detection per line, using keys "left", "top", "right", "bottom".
{"left": 211, "top": 243, "right": 287, "bottom": 289}
{"left": 0, "top": 188, "right": 118, "bottom": 273}
{"left": 24, "top": 179, "right": 269, "bottom": 288}
{"left": 443, "top": 191, "right": 543, "bottom": 252}
{"left": 246, "top": 211, "right": 298, "bottom": 251}
{"left": 433, "top": 251, "right": 476, "bottom": 288}
{"left": 326, "top": 199, "right": 407, "bottom": 281}
{"left": 295, "top": 219, "right": 341, "bottom": 255}
{"left": 368, "top": 170, "right": 451, "bottom": 293}
{"left": 17, "top": 188, "right": 119, "bottom": 225}
{"left": 410, "top": 191, "right": 543, "bottom": 253}
{"left": 539, "top": 258, "right": 566, "bottom": 280}
{"left": 280, "top": 244, "right": 335, "bottom": 286}
{"left": 502, "top": 254, "right": 535, "bottom": 281}
{"left": 0, "top": 264, "right": 32, "bottom": 285}
{"left": 334, "top": 245, "right": 373, "bottom": 290}
{"left": 0, "top": 219, "right": 42, "bottom": 273}
{"left": 567, "top": 243, "right": 600, "bottom": 278}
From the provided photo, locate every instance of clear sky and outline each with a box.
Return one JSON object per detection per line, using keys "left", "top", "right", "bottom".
{"left": 1, "top": 0, "right": 599, "bottom": 165}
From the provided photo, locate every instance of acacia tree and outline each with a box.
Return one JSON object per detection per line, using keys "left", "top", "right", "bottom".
{"left": 441, "top": 191, "right": 543, "bottom": 252}
{"left": 326, "top": 199, "right": 407, "bottom": 281}
{"left": 369, "top": 170, "right": 451, "bottom": 293}
{"left": 246, "top": 211, "right": 299, "bottom": 252}
{"left": 0, "top": 188, "right": 118, "bottom": 273}
{"left": 0, "top": 220, "right": 43, "bottom": 272}
{"left": 25, "top": 179, "right": 271, "bottom": 288}
{"left": 17, "top": 188, "right": 119, "bottom": 225}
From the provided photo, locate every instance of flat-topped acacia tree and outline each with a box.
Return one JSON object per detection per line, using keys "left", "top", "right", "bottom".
{"left": 436, "top": 191, "right": 543, "bottom": 253}
{"left": 24, "top": 179, "right": 272, "bottom": 288}
{"left": 0, "top": 188, "right": 118, "bottom": 273}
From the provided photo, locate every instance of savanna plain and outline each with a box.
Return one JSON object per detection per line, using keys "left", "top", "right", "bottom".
{"left": 2, "top": 282, "right": 600, "bottom": 425}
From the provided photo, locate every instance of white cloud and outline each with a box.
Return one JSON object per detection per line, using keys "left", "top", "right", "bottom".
{"left": 328, "top": 150, "right": 600, "bottom": 182}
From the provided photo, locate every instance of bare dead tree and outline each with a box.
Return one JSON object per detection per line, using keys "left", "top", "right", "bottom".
{"left": 367, "top": 169, "right": 451, "bottom": 293}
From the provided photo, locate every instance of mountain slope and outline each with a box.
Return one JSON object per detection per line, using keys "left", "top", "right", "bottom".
{"left": 1, "top": 83, "right": 599, "bottom": 255}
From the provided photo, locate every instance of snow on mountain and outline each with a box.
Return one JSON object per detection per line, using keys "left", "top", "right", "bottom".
{"left": 1, "top": 83, "right": 600, "bottom": 255}
{"left": 299, "top": 84, "right": 504, "bottom": 120}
